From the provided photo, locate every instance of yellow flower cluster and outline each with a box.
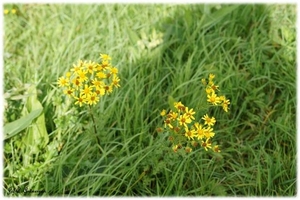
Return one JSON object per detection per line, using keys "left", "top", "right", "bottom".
{"left": 4, "top": 9, "right": 17, "bottom": 15}
{"left": 202, "top": 73, "right": 230, "bottom": 112}
{"left": 57, "top": 54, "right": 120, "bottom": 107}
{"left": 160, "top": 102, "right": 220, "bottom": 153}
{"left": 159, "top": 74, "right": 230, "bottom": 153}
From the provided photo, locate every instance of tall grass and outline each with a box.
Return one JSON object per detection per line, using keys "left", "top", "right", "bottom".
{"left": 3, "top": 4, "right": 296, "bottom": 196}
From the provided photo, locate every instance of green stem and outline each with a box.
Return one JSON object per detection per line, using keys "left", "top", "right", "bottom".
{"left": 89, "top": 105, "right": 102, "bottom": 155}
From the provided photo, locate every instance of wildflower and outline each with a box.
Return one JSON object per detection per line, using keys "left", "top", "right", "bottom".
{"left": 71, "top": 60, "right": 84, "bottom": 73}
{"left": 64, "top": 87, "right": 74, "bottom": 97}
{"left": 156, "top": 127, "right": 163, "bottom": 133}
{"left": 167, "top": 111, "right": 178, "bottom": 121}
{"left": 100, "top": 53, "right": 111, "bottom": 61}
{"left": 184, "top": 127, "right": 196, "bottom": 140}
{"left": 206, "top": 87, "right": 214, "bottom": 95}
{"left": 112, "top": 76, "right": 121, "bottom": 88}
{"left": 174, "top": 101, "right": 185, "bottom": 112}
{"left": 201, "top": 138, "right": 212, "bottom": 151}
{"left": 178, "top": 113, "right": 192, "bottom": 127}
{"left": 72, "top": 77, "right": 82, "bottom": 90}
{"left": 96, "top": 71, "right": 107, "bottom": 79}
{"left": 185, "top": 146, "right": 192, "bottom": 153}
{"left": 92, "top": 78, "right": 104, "bottom": 89}
{"left": 213, "top": 145, "right": 221, "bottom": 153}
{"left": 164, "top": 118, "right": 173, "bottom": 129}
{"left": 66, "top": 72, "right": 71, "bottom": 78}
{"left": 191, "top": 141, "right": 198, "bottom": 147}
{"left": 104, "top": 84, "right": 113, "bottom": 94}
{"left": 98, "top": 60, "right": 110, "bottom": 71}
{"left": 110, "top": 67, "right": 118, "bottom": 74}
{"left": 86, "top": 92, "right": 99, "bottom": 105}
{"left": 209, "top": 73, "right": 215, "bottom": 81}
{"left": 160, "top": 109, "right": 166, "bottom": 116}
{"left": 11, "top": 9, "right": 17, "bottom": 14}
{"left": 185, "top": 107, "right": 196, "bottom": 120}
{"left": 202, "top": 114, "right": 216, "bottom": 127}
{"left": 77, "top": 69, "right": 88, "bottom": 82}
{"left": 201, "top": 78, "right": 207, "bottom": 85}
{"left": 172, "top": 145, "right": 179, "bottom": 153}
{"left": 207, "top": 91, "right": 221, "bottom": 105}
{"left": 4, "top": 9, "right": 9, "bottom": 14}
{"left": 204, "top": 127, "right": 215, "bottom": 139}
{"left": 222, "top": 98, "right": 230, "bottom": 112}
{"left": 58, "top": 76, "right": 69, "bottom": 87}
{"left": 74, "top": 95, "right": 85, "bottom": 107}
{"left": 194, "top": 122, "right": 205, "bottom": 140}
{"left": 58, "top": 53, "right": 120, "bottom": 108}
{"left": 85, "top": 60, "right": 97, "bottom": 74}
{"left": 210, "top": 84, "right": 219, "bottom": 92}
{"left": 95, "top": 88, "right": 105, "bottom": 96}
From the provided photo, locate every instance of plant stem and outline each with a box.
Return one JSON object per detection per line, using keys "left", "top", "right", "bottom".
{"left": 89, "top": 105, "right": 102, "bottom": 155}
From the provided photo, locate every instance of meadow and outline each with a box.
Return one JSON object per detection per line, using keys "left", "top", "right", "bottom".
{"left": 3, "top": 3, "right": 296, "bottom": 196}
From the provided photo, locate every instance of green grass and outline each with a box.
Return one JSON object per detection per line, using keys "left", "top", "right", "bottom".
{"left": 3, "top": 3, "right": 296, "bottom": 196}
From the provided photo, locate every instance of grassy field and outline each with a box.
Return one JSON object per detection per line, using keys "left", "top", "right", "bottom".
{"left": 3, "top": 3, "right": 296, "bottom": 196}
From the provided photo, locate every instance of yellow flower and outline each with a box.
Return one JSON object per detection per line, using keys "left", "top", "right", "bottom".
{"left": 213, "top": 145, "right": 221, "bottom": 153}
{"left": 4, "top": 9, "right": 9, "bottom": 14}
{"left": 57, "top": 76, "right": 69, "bottom": 87}
{"left": 95, "top": 88, "right": 105, "bottom": 96}
{"left": 110, "top": 67, "right": 118, "bottom": 74}
{"left": 96, "top": 71, "right": 107, "bottom": 79}
{"left": 178, "top": 113, "right": 192, "bottom": 127}
{"left": 201, "top": 138, "right": 212, "bottom": 151}
{"left": 11, "top": 9, "right": 17, "bottom": 14}
{"left": 112, "top": 76, "right": 121, "bottom": 88}
{"left": 222, "top": 99, "right": 230, "bottom": 112}
{"left": 209, "top": 73, "right": 215, "bottom": 81}
{"left": 194, "top": 122, "right": 205, "bottom": 140}
{"left": 104, "top": 84, "right": 113, "bottom": 94}
{"left": 71, "top": 60, "right": 84, "bottom": 73}
{"left": 72, "top": 77, "right": 82, "bottom": 89}
{"left": 207, "top": 91, "right": 221, "bottom": 105}
{"left": 167, "top": 111, "right": 178, "bottom": 121}
{"left": 74, "top": 95, "right": 86, "bottom": 107}
{"left": 172, "top": 145, "right": 179, "bottom": 153}
{"left": 202, "top": 114, "right": 216, "bottom": 127}
{"left": 164, "top": 118, "right": 173, "bottom": 129}
{"left": 184, "top": 127, "right": 196, "bottom": 140}
{"left": 81, "top": 84, "right": 93, "bottom": 97}
{"left": 86, "top": 92, "right": 99, "bottom": 105}
{"left": 77, "top": 69, "right": 88, "bottom": 82}
{"left": 64, "top": 87, "right": 74, "bottom": 97}
{"left": 185, "top": 146, "right": 192, "bottom": 153}
{"left": 100, "top": 53, "right": 112, "bottom": 61}
{"left": 85, "top": 60, "right": 97, "bottom": 74}
{"left": 204, "top": 127, "right": 215, "bottom": 139}
{"left": 92, "top": 78, "right": 104, "bottom": 89}
{"left": 160, "top": 109, "right": 166, "bottom": 116}
{"left": 185, "top": 107, "right": 195, "bottom": 120}
{"left": 174, "top": 101, "right": 185, "bottom": 112}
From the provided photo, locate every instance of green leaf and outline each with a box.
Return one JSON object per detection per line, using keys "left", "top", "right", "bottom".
{"left": 4, "top": 108, "right": 43, "bottom": 140}
{"left": 21, "top": 85, "right": 49, "bottom": 165}
{"left": 168, "top": 95, "right": 176, "bottom": 112}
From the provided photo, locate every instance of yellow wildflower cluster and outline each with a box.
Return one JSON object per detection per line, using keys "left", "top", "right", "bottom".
{"left": 57, "top": 54, "right": 120, "bottom": 107}
{"left": 202, "top": 73, "right": 230, "bottom": 112}
{"left": 160, "top": 101, "right": 220, "bottom": 153}
{"left": 159, "top": 74, "right": 230, "bottom": 153}
{"left": 4, "top": 9, "right": 17, "bottom": 15}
